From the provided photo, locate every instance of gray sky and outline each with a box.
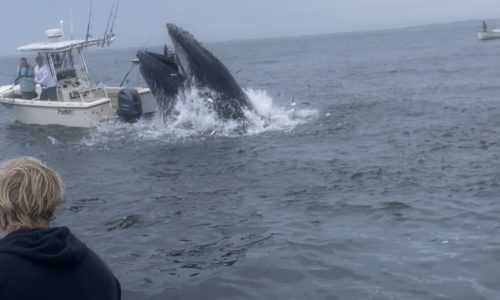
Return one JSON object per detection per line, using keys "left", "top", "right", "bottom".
{"left": 1, "top": 0, "right": 500, "bottom": 55}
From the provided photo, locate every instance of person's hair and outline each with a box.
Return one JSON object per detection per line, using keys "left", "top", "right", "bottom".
{"left": 0, "top": 157, "right": 63, "bottom": 232}
{"left": 20, "top": 57, "right": 27, "bottom": 62}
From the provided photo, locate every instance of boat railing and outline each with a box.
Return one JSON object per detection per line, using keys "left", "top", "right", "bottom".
{"left": 69, "top": 86, "right": 108, "bottom": 103}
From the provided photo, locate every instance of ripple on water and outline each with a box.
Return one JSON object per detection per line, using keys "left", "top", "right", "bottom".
{"left": 106, "top": 215, "right": 142, "bottom": 231}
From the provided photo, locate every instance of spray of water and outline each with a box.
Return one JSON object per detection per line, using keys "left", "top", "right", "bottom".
{"left": 80, "top": 88, "right": 318, "bottom": 147}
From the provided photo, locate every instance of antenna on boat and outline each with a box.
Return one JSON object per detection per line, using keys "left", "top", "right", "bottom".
{"left": 70, "top": 0, "right": 74, "bottom": 39}
{"left": 85, "top": 0, "right": 94, "bottom": 42}
{"left": 60, "top": 20, "right": 64, "bottom": 38}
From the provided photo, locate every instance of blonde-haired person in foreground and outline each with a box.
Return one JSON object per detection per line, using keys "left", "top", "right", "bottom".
{"left": 0, "top": 157, "right": 121, "bottom": 300}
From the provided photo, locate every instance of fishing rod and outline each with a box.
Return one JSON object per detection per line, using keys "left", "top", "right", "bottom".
{"left": 109, "top": 0, "right": 121, "bottom": 42}
{"left": 102, "top": 0, "right": 118, "bottom": 47}
{"left": 119, "top": 62, "right": 137, "bottom": 87}
{"left": 85, "top": 0, "right": 94, "bottom": 42}
{"left": 103, "top": 0, "right": 116, "bottom": 39}
{"left": 120, "top": 37, "right": 149, "bottom": 87}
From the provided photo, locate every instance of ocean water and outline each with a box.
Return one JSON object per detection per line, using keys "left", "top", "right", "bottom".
{"left": 1, "top": 20, "right": 500, "bottom": 299}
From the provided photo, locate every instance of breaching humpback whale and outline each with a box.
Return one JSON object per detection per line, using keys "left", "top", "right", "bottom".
{"left": 137, "top": 24, "right": 253, "bottom": 120}
{"left": 135, "top": 50, "right": 184, "bottom": 117}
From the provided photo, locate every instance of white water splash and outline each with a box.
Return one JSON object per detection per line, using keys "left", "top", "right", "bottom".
{"left": 244, "top": 88, "right": 318, "bottom": 135}
{"left": 80, "top": 88, "right": 318, "bottom": 146}
{"left": 47, "top": 136, "right": 59, "bottom": 145}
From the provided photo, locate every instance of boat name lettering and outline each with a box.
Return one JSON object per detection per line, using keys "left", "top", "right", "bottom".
{"left": 58, "top": 108, "right": 74, "bottom": 116}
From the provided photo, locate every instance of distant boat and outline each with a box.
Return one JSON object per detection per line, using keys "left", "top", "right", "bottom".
{"left": 477, "top": 21, "right": 500, "bottom": 40}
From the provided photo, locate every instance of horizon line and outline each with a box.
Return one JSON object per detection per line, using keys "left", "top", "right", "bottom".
{"left": 0, "top": 18, "right": 489, "bottom": 57}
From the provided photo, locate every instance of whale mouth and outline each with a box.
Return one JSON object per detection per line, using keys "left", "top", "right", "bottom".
{"left": 136, "top": 50, "right": 181, "bottom": 83}
{"left": 166, "top": 24, "right": 197, "bottom": 78}
{"left": 136, "top": 49, "right": 185, "bottom": 118}
{"left": 136, "top": 50, "right": 178, "bottom": 70}
{"left": 136, "top": 50, "right": 180, "bottom": 90}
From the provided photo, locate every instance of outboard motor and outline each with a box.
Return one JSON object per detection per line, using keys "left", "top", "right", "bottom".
{"left": 117, "top": 88, "right": 142, "bottom": 122}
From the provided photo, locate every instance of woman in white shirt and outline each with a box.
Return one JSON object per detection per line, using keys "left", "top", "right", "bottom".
{"left": 34, "top": 56, "right": 57, "bottom": 101}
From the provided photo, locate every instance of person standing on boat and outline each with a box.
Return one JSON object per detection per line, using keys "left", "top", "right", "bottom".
{"left": 34, "top": 55, "right": 57, "bottom": 101}
{"left": 15, "top": 57, "right": 36, "bottom": 100}
{"left": 0, "top": 157, "right": 121, "bottom": 300}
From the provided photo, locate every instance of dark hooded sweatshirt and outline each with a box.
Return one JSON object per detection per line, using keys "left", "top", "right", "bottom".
{"left": 0, "top": 226, "right": 121, "bottom": 300}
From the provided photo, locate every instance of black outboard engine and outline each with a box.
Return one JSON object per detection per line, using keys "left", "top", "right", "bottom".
{"left": 117, "top": 88, "right": 142, "bottom": 122}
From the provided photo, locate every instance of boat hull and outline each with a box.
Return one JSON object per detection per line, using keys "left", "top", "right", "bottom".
{"left": 0, "top": 86, "right": 159, "bottom": 128}
{"left": 477, "top": 31, "right": 500, "bottom": 40}
{"left": 0, "top": 97, "right": 114, "bottom": 128}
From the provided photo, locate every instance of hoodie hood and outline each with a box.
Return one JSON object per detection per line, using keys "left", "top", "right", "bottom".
{"left": 0, "top": 227, "right": 87, "bottom": 267}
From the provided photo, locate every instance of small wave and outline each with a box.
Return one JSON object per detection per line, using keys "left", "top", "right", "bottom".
{"left": 79, "top": 87, "right": 318, "bottom": 147}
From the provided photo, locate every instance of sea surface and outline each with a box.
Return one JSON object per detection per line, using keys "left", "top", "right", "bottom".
{"left": 1, "top": 20, "right": 500, "bottom": 299}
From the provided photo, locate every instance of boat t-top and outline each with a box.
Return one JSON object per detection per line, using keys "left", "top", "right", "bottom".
{"left": 0, "top": 21, "right": 157, "bottom": 127}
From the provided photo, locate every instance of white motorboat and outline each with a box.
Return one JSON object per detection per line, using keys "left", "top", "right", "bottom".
{"left": 477, "top": 21, "right": 500, "bottom": 40}
{"left": 0, "top": 22, "right": 157, "bottom": 128}
{"left": 477, "top": 29, "right": 500, "bottom": 40}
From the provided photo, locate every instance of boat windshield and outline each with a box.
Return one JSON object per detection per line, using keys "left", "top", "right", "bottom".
{"left": 41, "top": 49, "right": 91, "bottom": 84}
